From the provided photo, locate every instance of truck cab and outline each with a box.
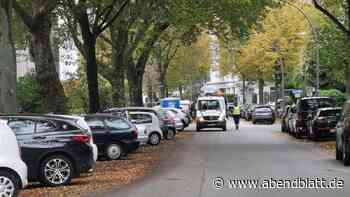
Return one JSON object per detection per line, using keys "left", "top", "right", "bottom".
{"left": 196, "top": 96, "right": 227, "bottom": 131}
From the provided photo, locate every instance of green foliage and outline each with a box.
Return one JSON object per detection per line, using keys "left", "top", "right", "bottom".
{"left": 236, "top": 4, "right": 311, "bottom": 82}
{"left": 166, "top": 33, "right": 211, "bottom": 90}
{"left": 63, "top": 64, "right": 114, "bottom": 114}
{"left": 17, "top": 74, "right": 43, "bottom": 113}
{"left": 320, "top": 89, "right": 346, "bottom": 106}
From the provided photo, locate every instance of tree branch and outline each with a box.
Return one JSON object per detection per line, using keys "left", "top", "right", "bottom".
{"left": 96, "top": 0, "right": 129, "bottom": 35}
{"left": 313, "top": 0, "right": 350, "bottom": 36}
{"left": 13, "top": 0, "right": 34, "bottom": 30}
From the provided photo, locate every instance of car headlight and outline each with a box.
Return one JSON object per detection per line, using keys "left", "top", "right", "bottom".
{"left": 218, "top": 113, "right": 225, "bottom": 121}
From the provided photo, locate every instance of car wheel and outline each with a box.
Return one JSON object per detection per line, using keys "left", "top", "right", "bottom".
{"left": 336, "top": 139, "right": 343, "bottom": 161}
{"left": 106, "top": 143, "right": 123, "bottom": 160}
{"left": 196, "top": 124, "right": 201, "bottom": 132}
{"left": 252, "top": 121, "right": 256, "bottom": 124}
{"left": 0, "top": 170, "right": 20, "bottom": 197}
{"left": 222, "top": 125, "right": 227, "bottom": 131}
{"left": 165, "top": 129, "right": 176, "bottom": 140}
{"left": 342, "top": 141, "right": 350, "bottom": 166}
{"left": 40, "top": 155, "right": 73, "bottom": 186}
{"left": 149, "top": 133, "right": 161, "bottom": 146}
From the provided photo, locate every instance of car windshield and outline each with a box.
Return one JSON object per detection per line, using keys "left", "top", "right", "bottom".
{"left": 299, "top": 98, "right": 335, "bottom": 112}
{"left": 105, "top": 117, "right": 131, "bottom": 130}
{"left": 319, "top": 109, "right": 342, "bottom": 117}
{"left": 255, "top": 108, "right": 271, "bottom": 113}
{"left": 198, "top": 100, "right": 220, "bottom": 110}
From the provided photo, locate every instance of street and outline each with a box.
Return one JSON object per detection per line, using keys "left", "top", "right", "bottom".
{"left": 95, "top": 120, "right": 350, "bottom": 197}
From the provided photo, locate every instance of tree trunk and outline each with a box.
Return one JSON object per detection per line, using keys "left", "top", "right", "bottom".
{"left": 31, "top": 17, "right": 66, "bottom": 113}
{"left": 242, "top": 75, "right": 246, "bottom": 104}
{"left": 83, "top": 38, "right": 100, "bottom": 113}
{"left": 0, "top": 0, "right": 16, "bottom": 113}
{"left": 258, "top": 78, "right": 264, "bottom": 105}
{"left": 345, "top": 65, "right": 350, "bottom": 97}
{"left": 127, "top": 66, "right": 143, "bottom": 106}
{"left": 109, "top": 24, "right": 126, "bottom": 107}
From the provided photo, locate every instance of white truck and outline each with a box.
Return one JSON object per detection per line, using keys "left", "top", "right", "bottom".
{"left": 196, "top": 96, "right": 227, "bottom": 131}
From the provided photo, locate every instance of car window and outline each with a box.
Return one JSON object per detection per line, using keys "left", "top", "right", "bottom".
{"left": 85, "top": 118, "right": 105, "bottom": 130}
{"left": 36, "top": 120, "right": 58, "bottom": 133}
{"left": 129, "top": 114, "right": 152, "bottom": 124}
{"left": 198, "top": 100, "right": 220, "bottom": 110}
{"left": 255, "top": 108, "right": 271, "bottom": 112}
{"left": 299, "top": 98, "right": 335, "bottom": 112}
{"left": 105, "top": 118, "right": 131, "bottom": 130}
{"left": 319, "top": 110, "right": 342, "bottom": 117}
{"left": 8, "top": 119, "right": 35, "bottom": 135}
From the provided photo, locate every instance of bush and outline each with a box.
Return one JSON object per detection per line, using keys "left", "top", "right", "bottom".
{"left": 17, "top": 74, "right": 43, "bottom": 113}
{"left": 320, "top": 89, "right": 346, "bottom": 107}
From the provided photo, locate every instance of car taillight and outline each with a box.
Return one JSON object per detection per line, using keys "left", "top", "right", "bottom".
{"left": 72, "top": 135, "right": 91, "bottom": 143}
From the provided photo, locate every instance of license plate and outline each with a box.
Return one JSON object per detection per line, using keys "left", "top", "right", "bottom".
{"left": 330, "top": 129, "right": 336, "bottom": 133}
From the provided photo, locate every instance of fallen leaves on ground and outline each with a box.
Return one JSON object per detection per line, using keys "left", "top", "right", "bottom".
{"left": 319, "top": 141, "right": 336, "bottom": 155}
{"left": 19, "top": 131, "right": 193, "bottom": 197}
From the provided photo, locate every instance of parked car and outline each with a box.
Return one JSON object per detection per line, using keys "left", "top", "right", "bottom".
{"left": 252, "top": 105, "right": 275, "bottom": 124}
{"left": 84, "top": 114, "right": 139, "bottom": 160}
{"left": 157, "top": 109, "right": 177, "bottom": 140}
{"left": 196, "top": 96, "right": 227, "bottom": 131}
{"left": 162, "top": 108, "right": 190, "bottom": 128}
{"left": 336, "top": 99, "right": 350, "bottom": 166}
{"left": 0, "top": 114, "right": 96, "bottom": 186}
{"left": 293, "top": 97, "right": 336, "bottom": 138}
{"left": 244, "top": 105, "right": 254, "bottom": 121}
{"left": 0, "top": 120, "right": 28, "bottom": 197}
{"left": 307, "top": 107, "right": 342, "bottom": 140}
{"left": 281, "top": 105, "right": 290, "bottom": 132}
{"left": 128, "top": 112, "right": 163, "bottom": 146}
{"left": 165, "top": 110, "right": 184, "bottom": 131}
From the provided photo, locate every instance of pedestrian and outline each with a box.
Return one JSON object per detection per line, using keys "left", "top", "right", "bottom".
{"left": 232, "top": 103, "right": 241, "bottom": 130}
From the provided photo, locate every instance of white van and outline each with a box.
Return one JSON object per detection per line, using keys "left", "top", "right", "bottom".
{"left": 0, "top": 120, "right": 28, "bottom": 197}
{"left": 196, "top": 96, "right": 227, "bottom": 131}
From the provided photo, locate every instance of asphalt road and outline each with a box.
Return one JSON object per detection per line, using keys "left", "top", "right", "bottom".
{"left": 93, "top": 119, "right": 350, "bottom": 197}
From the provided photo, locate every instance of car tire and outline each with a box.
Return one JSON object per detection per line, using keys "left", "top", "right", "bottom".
{"left": 336, "top": 139, "right": 343, "bottom": 161}
{"left": 165, "top": 129, "right": 176, "bottom": 140}
{"left": 342, "top": 141, "right": 350, "bottom": 166}
{"left": 0, "top": 170, "right": 21, "bottom": 197}
{"left": 295, "top": 131, "right": 302, "bottom": 139}
{"left": 40, "top": 155, "right": 74, "bottom": 186}
{"left": 148, "top": 133, "right": 161, "bottom": 146}
{"left": 252, "top": 121, "right": 256, "bottom": 124}
{"left": 196, "top": 124, "right": 201, "bottom": 132}
{"left": 106, "top": 143, "right": 123, "bottom": 160}
{"left": 222, "top": 125, "right": 227, "bottom": 131}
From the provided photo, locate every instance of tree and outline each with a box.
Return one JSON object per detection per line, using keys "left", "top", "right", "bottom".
{"left": 13, "top": 0, "right": 66, "bottom": 113}
{"left": 0, "top": 0, "right": 17, "bottom": 113}
{"left": 166, "top": 33, "right": 211, "bottom": 98}
{"left": 61, "top": 0, "right": 129, "bottom": 112}
{"left": 237, "top": 5, "right": 310, "bottom": 103}
{"left": 312, "top": 0, "right": 350, "bottom": 95}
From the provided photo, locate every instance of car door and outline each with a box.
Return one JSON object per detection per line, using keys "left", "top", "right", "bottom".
{"left": 7, "top": 117, "right": 37, "bottom": 176}
{"left": 85, "top": 117, "right": 107, "bottom": 146}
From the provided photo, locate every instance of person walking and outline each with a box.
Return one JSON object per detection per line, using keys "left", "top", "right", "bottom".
{"left": 232, "top": 103, "right": 241, "bottom": 130}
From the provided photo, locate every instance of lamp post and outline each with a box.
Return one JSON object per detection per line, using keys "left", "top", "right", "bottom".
{"left": 279, "top": 0, "right": 320, "bottom": 96}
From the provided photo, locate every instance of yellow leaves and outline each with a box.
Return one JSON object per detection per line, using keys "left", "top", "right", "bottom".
{"left": 236, "top": 4, "right": 312, "bottom": 80}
